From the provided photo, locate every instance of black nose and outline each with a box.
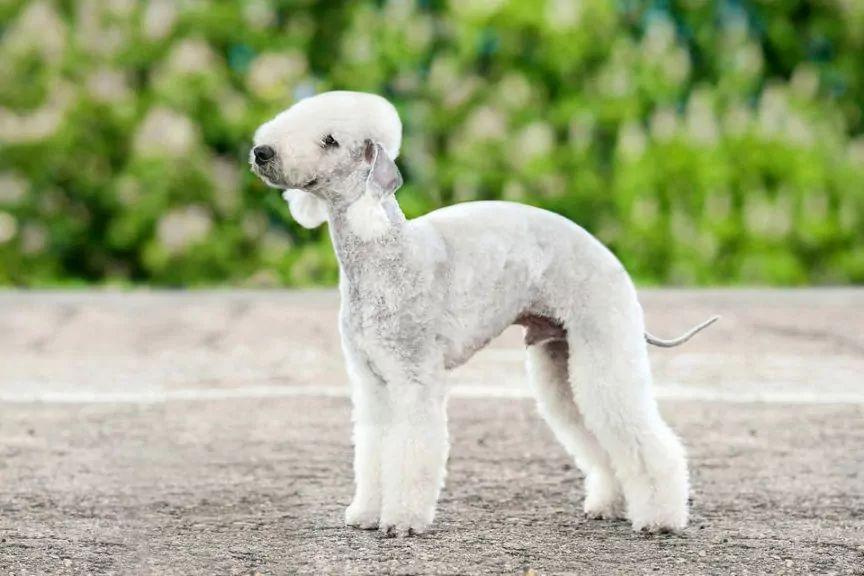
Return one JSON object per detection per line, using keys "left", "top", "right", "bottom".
{"left": 253, "top": 145, "right": 275, "bottom": 164}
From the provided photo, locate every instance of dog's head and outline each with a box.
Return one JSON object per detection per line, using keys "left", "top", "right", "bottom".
{"left": 250, "top": 91, "right": 403, "bottom": 229}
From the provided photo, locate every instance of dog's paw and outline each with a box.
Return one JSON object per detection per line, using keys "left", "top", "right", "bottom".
{"left": 583, "top": 474, "right": 626, "bottom": 520}
{"left": 377, "top": 512, "right": 431, "bottom": 538}
{"left": 345, "top": 503, "right": 380, "bottom": 530}
{"left": 378, "top": 521, "right": 427, "bottom": 538}
{"left": 583, "top": 499, "right": 626, "bottom": 521}
{"left": 633, "top": 520, "right": 681, "bottom": 534}
{"left": 629, "top": 507, "right": 687, "bottom": 534}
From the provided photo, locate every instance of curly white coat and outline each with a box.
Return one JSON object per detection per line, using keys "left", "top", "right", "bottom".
{"left": 251, "top": 91, "right": 694, "bottom": 536}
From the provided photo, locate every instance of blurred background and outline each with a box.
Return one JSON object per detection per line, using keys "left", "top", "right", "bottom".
{"left": 0, "top": 0, "right": 862, "bottom": 287}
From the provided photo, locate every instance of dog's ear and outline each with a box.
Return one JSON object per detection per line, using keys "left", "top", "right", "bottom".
{"left": 364, "top": 139, "right": 402, "bottom": 199}
{"left": 344, "top": 140, "right": 400, "bottom": 241}
{"left": 282, "top": 189, "right": 328, "bottom": 228}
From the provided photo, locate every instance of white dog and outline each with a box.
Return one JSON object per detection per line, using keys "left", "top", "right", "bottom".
{"left": 251, "top": 91, "right": 716, "bottom": 537}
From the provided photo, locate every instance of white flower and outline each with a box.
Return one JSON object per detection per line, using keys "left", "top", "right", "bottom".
{"left": 732, "top": 43, "right": 763, "bottom": 79}
{"left": 838, "top": 198, "right": 858, "bottom": 232}
{"left": 785, "top": 114, "right": 813, "bottom": 147}
{"left": 848, "top": 137, "right": 864, "bottom": 166}
{"left": 744, "top": 191, "right": 792, "bottom": 238}
{"left": 649, "top": 107, "right": 679, "bottom": 142}
{"left": 134, "top": 107, "right": 200, "bottom": 158}
{"left": 343, "top": 30, "right": 375, "bottom": 64}
{"left": 0, "top": 173, "right": 28, "bottom": 204}
{"left": 545, "top": 0, "right": 584, "bottom": 31}
{"left": 162, "top": 39, "right": 218, "bottom": 76}
{"left": 243, "top": 0, "right": 276, "bottom": 29}
{"left": 643, "top": 17, "right": 676, "bottom": 59}
{"left": 116, "top": 177, "right": 141, "bottom": 206}
{"left": 631, "top": 197, "right": 659, "bottom": 224}
{"left": 444, "top": 76, "right": 480, "bottom": 110}
{"left": 671, "top": 208, "right": 697, "bottom": 243}
{"left": 4, "top": 1, "right": 67, "bottom": 62}
{"left": 75, "top": 0, "right": 124, "bottom": 55}
{"left": 143, "top": 0, "right": 177, "bottom": 40}
{"left": 384, "top": 0, "right": 416, "bottom": 23}
{"left": 502, "top": 180, "right": 526, "bottom": 201}
{"left": 452, "top": 0, "right": 506, "bottom": 19}
{"left": 21, "top": 224, "right": 48, "bottom": 255}
{"left": 685, "top": 90, "right": 719, "bottom": 145}
{"left": 758, "top": 85, "right": 788, "bottom": 138}
{"left": 663, "top": 47, "right": 691, "bottom": 86}
{"left": 403, "top": 133, "right": 435, "bottom": 182}
{"left": 596, "top": 216, "right": 622, "bottom": 245}
{"left": 404, "top": 18, "right": 434, "bottom": 53}
{"left": 0, "top": 212, "right": 18, "bottom": 244}
{"left": 510, "top": 122, "right": 555, "bottom": 167}
{"left": 393, "top": 71, "right": 421, "bottom": 93}
{"left": 0, "top": 84, "right": 72, "bottom": 143}
{"left": 429, "top": 58, "right": 480, "bottom": 108}
{"left": 597, "top": 66, "right": 632, "bottom": 98}
{"left": 248, "top": 52, "right": 309, "bottom": 100}
{"left": 496, "top": 74, "right": 533, "bottom": 109}
{"left": 210, "top": 157, "right": 241, "bottom": 214}
{"left": 261, "top": 230, "right": 292, "bottom": 255}
{"left": 106, "top": 0, "right": 135, "bottom": 17}
{"left": 568, "top": 112, "right": 595, "bottom": 152}
{"left": 617, "top": 121, "right": 646, "bottom": 160}
{"left": 802, "top": 191, "right": 829, "bottom": 222}
{"left": 428, "top": 57, "right": 460, "bottom": 94}
{"left": 87, "top": 68, "right": 130, "bottom": 103}
{"left": 156, "top": 206, "right": 213, "bottom": 255}
{"left": 293, "top": 81, "right": 318, "bottom": 102}
{"left": 722, "top": 101, "right": 752, "bottom": 137}
{"left": 242, "top": 213, "right": 267, "bottom": 239}
{"left": 697, "top": 231, "right": 719, "bottom": 261}
{"left": 704, "top": 189, "right": 732, "bottom": 220}
{"left": 723, "top": 10, "right": 750, "bottom": 45}
{"left": 539, "top": 174, "right": 566, "bottom": 198}
{"left": 790, "top": 64, "right": 819, "bottom": 100}
{"left": 215, "top": 88, "right": 248, "bottom": 125}
{"left": 453, "top": 174, "right": 481, "bottom": 202}
{"left": 464, "top": 106, "right": 507, "bottom": 141}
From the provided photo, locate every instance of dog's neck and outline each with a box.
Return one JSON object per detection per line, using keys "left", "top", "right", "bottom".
{"left": 327, "top": 190, "right": 407, "bottom": 276}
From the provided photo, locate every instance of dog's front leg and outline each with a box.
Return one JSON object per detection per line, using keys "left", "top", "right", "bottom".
{"left": 345, "top": 360, "right": 389, "bottom": 530}
{"left": 379, "top": 380, "right": 449, "bottom": 537}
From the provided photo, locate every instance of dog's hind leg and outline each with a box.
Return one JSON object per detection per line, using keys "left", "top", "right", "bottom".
{"left": 526, "top": 340, "right": 625, "bottom": 520}
{"left": 566, "top": 293, "right": 689, "bottom": 532}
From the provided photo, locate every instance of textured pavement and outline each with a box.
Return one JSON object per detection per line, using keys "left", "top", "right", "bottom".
{"left": 0, "top": 289, "right": 863, "bottom": 575}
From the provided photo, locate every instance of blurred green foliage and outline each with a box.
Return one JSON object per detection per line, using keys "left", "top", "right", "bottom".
{"left": 0, "top": 0, "right": 862, "bottom": 286}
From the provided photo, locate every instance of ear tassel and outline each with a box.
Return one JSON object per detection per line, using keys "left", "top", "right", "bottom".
{"left": 345, "top": 184, "right": 391, "bottom": 241}
{"left": 282, "top": 189, "right": 328, "bottom": 229}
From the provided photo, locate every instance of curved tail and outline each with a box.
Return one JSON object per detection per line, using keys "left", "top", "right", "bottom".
{"left": 645, "top": 315, "right": 720, "bottom": 348}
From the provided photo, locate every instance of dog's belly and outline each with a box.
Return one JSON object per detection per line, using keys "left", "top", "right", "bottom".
{"left": 441, "top": 314, "right": 567, "bottom": 370}
{"left": 514, "top": 314, "right": 567, "bottom": 345}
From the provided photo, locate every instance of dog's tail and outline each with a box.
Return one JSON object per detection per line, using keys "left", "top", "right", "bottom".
{"left": 645, "top": 315, "right": 720, "bottom": 348}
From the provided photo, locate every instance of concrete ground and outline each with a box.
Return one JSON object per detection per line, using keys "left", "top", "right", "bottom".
{"left": 0, "top": 289, "right": 862, "bottom": 575}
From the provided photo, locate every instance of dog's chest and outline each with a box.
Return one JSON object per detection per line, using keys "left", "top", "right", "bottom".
{"left": 339, "top": 264, "right": 434, "bottom": 375}
{"left": 341, "top": 264, "right": 423, "bottom": 336}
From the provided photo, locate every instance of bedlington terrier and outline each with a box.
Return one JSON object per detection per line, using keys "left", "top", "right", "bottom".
{"left": 250, "top": 91, "right": 717, "bottom": 537}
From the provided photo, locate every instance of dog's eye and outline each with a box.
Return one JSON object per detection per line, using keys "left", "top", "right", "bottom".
{"left": 305, "top": 178, "right": 318, "bottom": 188}
{"left": 321, "top": 134, "right": 338, "bottom": 149}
